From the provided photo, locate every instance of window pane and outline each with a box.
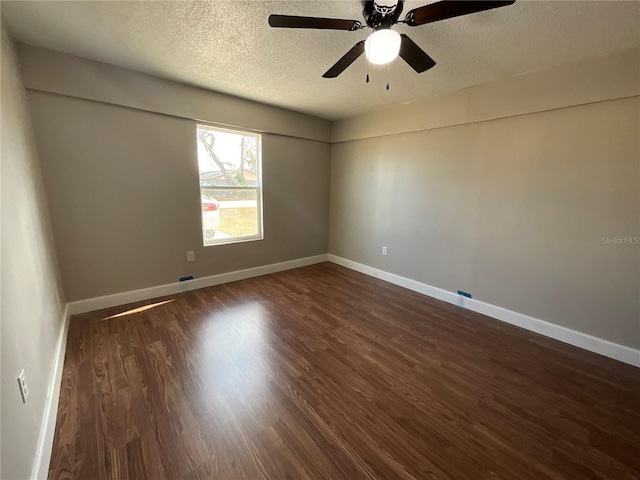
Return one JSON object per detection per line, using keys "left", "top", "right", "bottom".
{"left": 197, "top": 124, "right": 262, "bottom": 246}
{"left": 197, "top": 127, "right": 259, "bottom": 187}
{"left": 201, "top": 188, "right": 259, "bottom": 245}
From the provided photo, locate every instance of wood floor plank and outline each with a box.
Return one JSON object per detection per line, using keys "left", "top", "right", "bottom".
{"left": 49, "top": 262, "right": 640, "bottom": 479}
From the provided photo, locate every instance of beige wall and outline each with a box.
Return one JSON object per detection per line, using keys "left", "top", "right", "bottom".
{"left": 1, "top": 28, "right": 66, "bottom": 479}
{"left": 329, "top": 52, "right": 640, "bottom": 349}
{"left": 19, "top": 46, "right": 332, "bottom": 302}
{"left": 332, "top": 49, "right": 640, "bottom": 143}
{"left": 13, "top": 42, "right": 640, "bottom": 355}
{"left": 27, "top": 91, "right": 331, "bottom": 301}
{"left": 18, "top": 44, "right": 331, "bottom": 143}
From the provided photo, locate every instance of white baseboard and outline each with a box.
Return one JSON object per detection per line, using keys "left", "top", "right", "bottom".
{"left": 67, "top": 254, "right": 329, "bottom": 315}
{"left": 35, "top": 255, "right": 328, "bottom": 477}
{"left": 32, "top": 304, "right": 70, "bottom": 480}
{"left": 328, "top": 254, "right": 640, "bottom": 368}
{"left": 28, "top": 253, "right": 638, "bottom": 479}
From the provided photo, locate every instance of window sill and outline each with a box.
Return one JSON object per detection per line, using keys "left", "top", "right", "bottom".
{"left": 203, "top": 235, "right": 264, "bottom": 247}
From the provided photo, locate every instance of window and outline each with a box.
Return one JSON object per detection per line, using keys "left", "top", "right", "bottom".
{"left": 196, "top": 125, "right": 262, "bottom": 246}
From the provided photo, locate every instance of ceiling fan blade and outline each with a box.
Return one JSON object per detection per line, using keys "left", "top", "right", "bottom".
{"left": 268, "top": 14, "right": 362, "bottom": 31}
{"left": 398, "top": 34, "right": 436, "bottom": 73}
{"left": 405, "top": 1, "right": 515, "bottom": 26}
{"left": 323, "top": 41, "right": 366, "bottom": 78}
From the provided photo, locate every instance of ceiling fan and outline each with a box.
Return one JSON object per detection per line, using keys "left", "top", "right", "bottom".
{"left": 269, "top": 0, "right": 515, "bottom": 78}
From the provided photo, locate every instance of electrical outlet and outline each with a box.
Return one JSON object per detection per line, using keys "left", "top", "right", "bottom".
{"left": 17, "top": 369, "right": 29, "bottom": 403}
{"left": 187, "top": 251, "right": 195, "bottom": 262}
{"left": 382, "top": 246, "right": 388, "bottom": 256}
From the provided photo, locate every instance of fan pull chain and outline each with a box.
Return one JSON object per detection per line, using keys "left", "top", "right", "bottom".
{"left": 366, "top": 73, "right": 369, "bottom": 83}
{"left": 386, "top": 64, "right": 390, "bottom": 91}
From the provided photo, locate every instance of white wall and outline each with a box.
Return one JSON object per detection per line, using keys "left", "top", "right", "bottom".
{"left": 1, "top": 27, "right": 66, "bottom": 480}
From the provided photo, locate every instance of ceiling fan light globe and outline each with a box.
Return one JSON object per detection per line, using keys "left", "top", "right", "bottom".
{"left": 365, "top": 29, "right": 401, "bottom": 65}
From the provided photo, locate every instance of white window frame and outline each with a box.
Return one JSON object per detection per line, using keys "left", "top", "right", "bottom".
{"left": 196, "top": 124, "right": 264, "bottom": 247}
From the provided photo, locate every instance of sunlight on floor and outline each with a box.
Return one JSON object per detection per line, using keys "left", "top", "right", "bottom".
{"left": 102, "top": 299, "right": 175, "bottom": 320}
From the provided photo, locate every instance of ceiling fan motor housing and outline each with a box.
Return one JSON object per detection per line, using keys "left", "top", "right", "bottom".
{"left": 362, "top": 0, "right": 404, "bottom": 30}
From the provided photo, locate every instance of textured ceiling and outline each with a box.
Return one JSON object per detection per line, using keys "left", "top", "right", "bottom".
{"left": 2, "top": 1, "right": 639, "bottom": 120}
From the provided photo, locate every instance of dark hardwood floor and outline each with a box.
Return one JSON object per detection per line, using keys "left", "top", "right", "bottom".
{"left": 49, "top": 262, "right": 640, "bottom": 479}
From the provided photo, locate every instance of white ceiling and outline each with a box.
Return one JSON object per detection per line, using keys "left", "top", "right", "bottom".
{"left": 2, "top": 1, "right": 639, "bottom": 120}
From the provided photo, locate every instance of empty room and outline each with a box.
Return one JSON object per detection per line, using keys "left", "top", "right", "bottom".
{"left": 1, "top": 0, "right": 639, "bottom": 479}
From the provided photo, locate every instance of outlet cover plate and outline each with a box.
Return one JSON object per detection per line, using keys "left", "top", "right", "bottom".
{"left": 17, "top": 369, "right": 28, "bottom": 403}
